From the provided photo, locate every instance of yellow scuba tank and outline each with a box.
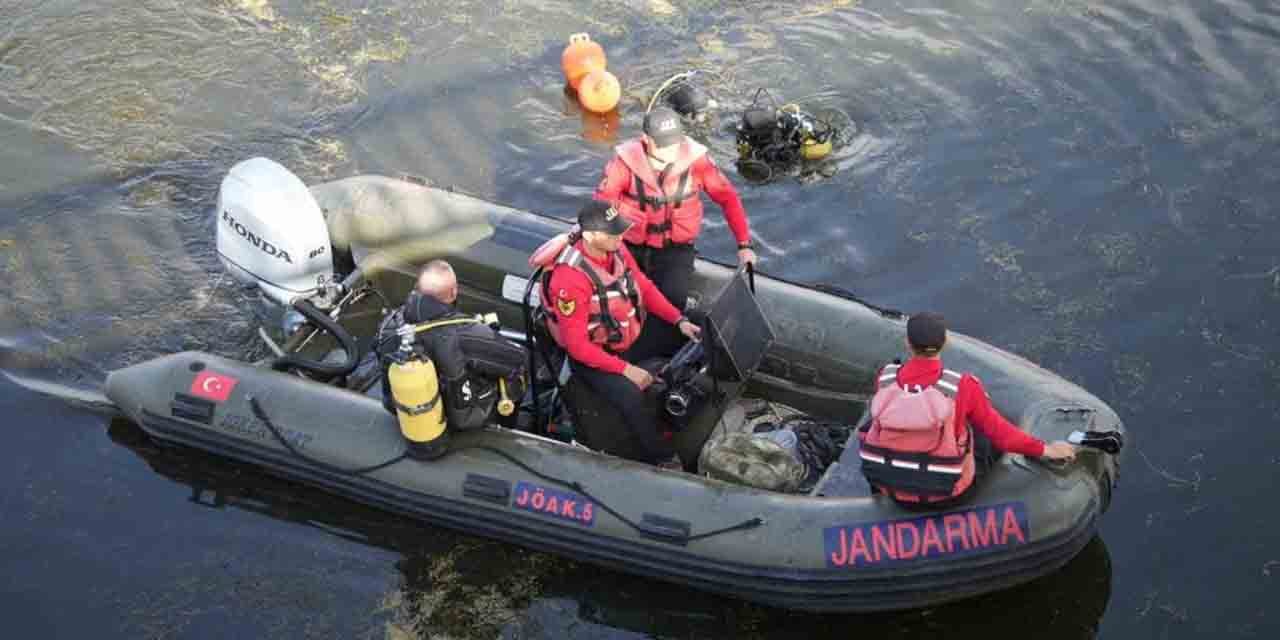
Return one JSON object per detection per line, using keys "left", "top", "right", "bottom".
{"left": 388, "top": 357, "right": 449, "bottom": 460}
{"left": 800, "top": 137, "right": 832, "bottom": 160}
{"left": 388, "top": 311, "right": 511, "bottom": 454}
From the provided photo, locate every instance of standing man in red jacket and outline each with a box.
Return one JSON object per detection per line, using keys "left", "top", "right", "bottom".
{"left": 593, "top": 106, "right": 756, "bottom": 356}
{"left": 538, "top": 201, "right": 703, "bottom": 465}
{"left": 859, "top": 312, "right": 1077, "bottom": 506}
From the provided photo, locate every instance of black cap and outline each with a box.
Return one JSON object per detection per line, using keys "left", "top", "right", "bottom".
{"left": 907, "top": 312, "right": 948, "bottom": 352}
{"left": 577, "top": 200, "right": 632, "bottom": 236}
{"left": 643, "top": 106, "right": 684, "bottom": 148}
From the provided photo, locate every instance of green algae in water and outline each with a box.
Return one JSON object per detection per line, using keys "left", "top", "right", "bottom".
{"left": 125, "top": 180, "right": 177, "bottom": 208}
{"left": 109, "top": 103, "right": 148, "bottom": 123}
{"left": 1088, "top": 232, "right": 1156, "bottom": 279}
{"left": 356, "top": 35, "right": 410, "bottom": 64}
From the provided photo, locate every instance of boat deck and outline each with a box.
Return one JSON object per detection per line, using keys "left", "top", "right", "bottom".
{"left": 812, "top": 442, "right": 874, "bottom": 497}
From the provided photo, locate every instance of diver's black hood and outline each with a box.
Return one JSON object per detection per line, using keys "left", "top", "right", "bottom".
{"left": 403, "top": 292, "right": 456, "bottom": 324}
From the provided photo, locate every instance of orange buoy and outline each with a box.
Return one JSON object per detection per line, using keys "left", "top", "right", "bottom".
{"left": 577, "top": 69, "right": 620, "bottom": 114}
{"left": 561, "top": 33, "right": 607, "bottom": 90}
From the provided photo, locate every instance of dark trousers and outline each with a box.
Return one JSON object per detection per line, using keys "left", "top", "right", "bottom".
{"left": 625, "top": 242, "right": 696, "bottom": 359}
{"left": 570, "top": 360, "right": 674, "bottom": 465}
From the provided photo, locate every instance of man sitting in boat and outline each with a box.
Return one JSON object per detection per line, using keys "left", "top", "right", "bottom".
{"left": 859, "top": 312, "right": 1077, "bottom": 507}
{"left": 533, "top": 201, "right": 703, "bottom": 466}
{"left": 377, "top": 260, "right": 527, "bottom": 431}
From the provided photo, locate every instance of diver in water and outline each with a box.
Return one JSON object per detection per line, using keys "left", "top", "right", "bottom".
{"left": 733, "top": 89, "right": 838, "bottom": 183}
{"left": 593, "top": 106, "right": 756, "bottom": 358}
{"left": 377, "top": 260, "right": 526, "bottom": 431}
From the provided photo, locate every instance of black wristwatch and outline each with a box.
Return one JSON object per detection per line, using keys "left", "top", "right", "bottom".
{"left": 738, "top": 241, "right": 754, "bottom": 250}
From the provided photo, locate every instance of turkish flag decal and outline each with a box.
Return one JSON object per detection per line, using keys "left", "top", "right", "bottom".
{"left": 190, "top": 371, "right": 239, "bottom": 403}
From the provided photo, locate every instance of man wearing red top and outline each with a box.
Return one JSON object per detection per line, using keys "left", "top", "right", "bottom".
{"left": 593, "top": 106, "right": 756, "bottom": 357}
{"left": 544, "top": 201, "right": 702, "bottom": 465}
{"left": 866, "top": 312, "right": 1076, "bottom": 505}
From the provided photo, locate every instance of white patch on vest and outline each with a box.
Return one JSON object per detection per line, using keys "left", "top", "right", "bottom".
{"left": 859, "top": 451, "right": 886, "bottom": 464}
{"left": 657, "top": 119, "right": 678, "bottom": 132}
{"left": 501, "top": 274, "right": 540, "bottom": 306}
{"left": 588, "top": 320, "right": 631, "bottom": 330}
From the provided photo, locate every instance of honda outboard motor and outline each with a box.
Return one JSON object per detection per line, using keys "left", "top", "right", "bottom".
{"left": 216, "top": 157, "right": 336, "bottom": 306}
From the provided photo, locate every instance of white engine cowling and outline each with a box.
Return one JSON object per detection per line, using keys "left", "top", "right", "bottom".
{"left": 216, "top": 157, "right": 335, "bottom": 305}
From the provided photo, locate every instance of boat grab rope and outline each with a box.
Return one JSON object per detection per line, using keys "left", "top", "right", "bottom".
{"left": 248, "top": 396, "right": 763, "bottom": 542}
{"left": 250, "top": 396, "right": 408, "bottom": 475}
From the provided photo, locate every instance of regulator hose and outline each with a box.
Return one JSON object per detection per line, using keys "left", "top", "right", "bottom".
{"left": 270, "top": 299, "right": 360, "bottom": 379}
{"left": 522, "top": 267, "right": 548, "bottom": 434}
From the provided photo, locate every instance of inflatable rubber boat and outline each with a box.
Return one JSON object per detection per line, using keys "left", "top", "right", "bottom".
{"left": 105, "top": 416, "right": 1114, "bottom": 636}
{"left": 104, "top": 158, "right": 1125, "bottom": 613}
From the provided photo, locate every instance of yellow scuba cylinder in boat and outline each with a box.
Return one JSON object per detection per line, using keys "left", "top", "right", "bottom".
{"left": 388, "top": 312, "right": 506, "bottom": 457}
{"left": 389, "top": 325, "right": 449, "bottom": 460}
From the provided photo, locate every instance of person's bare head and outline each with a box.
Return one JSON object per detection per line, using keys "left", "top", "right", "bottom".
{"left": 415, "top": 259, "right": 458, "bottom": 304}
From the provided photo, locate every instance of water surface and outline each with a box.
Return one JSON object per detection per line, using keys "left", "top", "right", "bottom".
{"left": 3, "top": 1, "right": 1278, "bottom": 637}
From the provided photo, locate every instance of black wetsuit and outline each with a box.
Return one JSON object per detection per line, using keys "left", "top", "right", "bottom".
{"left": 378, "top": 292, "right": 526, "bottom": 431}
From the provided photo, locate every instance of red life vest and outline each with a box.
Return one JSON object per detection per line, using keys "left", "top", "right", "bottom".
{"left": 542, "top": 240, "right": 645, "bottom": 353}
{"left": 858, "top": 363, "right": 976, "bottom": 502}
{"left": 612, "top": 138, "right": 709, "bottom": 248}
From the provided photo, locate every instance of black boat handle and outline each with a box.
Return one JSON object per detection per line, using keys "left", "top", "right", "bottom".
{"left": 462, "top": 474, "right": 512, "bottom": 505}
{"left": 637, "top": 513, "right": 693, "bottom": 546}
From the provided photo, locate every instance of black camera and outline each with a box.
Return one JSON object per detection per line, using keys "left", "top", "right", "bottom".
{"left": 665, "top": 387, "right": 693, "bottom": 417}
{"left": 664, "top": 377, "right": 710, "bottom": 420}
{"left": 655, "top": 340, "right": 710, "bottom": 430}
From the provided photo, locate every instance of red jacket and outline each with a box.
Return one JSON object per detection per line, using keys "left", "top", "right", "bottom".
{"left": 594, "top": 138, "right": 750, "bottom": 248}
{"left": 547, "top": 243, "right": 682, "bottom": 374}
{"left": 889, "top": 357, "right": 1046, "bottom": 457}
{"left": 543, "top": 240, "right": 644, "bottom": 353}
